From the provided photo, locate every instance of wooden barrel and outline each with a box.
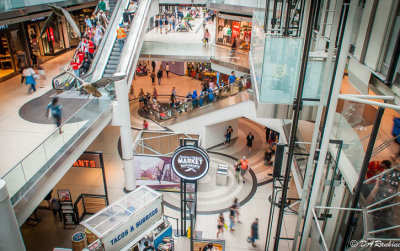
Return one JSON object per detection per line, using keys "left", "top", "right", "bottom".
{"left": 85, "top": 229, "right": 97, "bottom": 245}
{"left": 72, "top": 232, "right": 86, "bottom": 251}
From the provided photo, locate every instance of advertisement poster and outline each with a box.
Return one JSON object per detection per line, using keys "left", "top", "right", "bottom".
{"left": 134, "top": 155, "right": 181, "bottom": 192}
{"left": 232, "top": 21, "right": 241, "bottom": 38}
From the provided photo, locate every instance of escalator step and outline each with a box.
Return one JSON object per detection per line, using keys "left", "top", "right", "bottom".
{"left": 104, "top": 69, "right": 116, "bottom": 74}
{"left": 109, "top": 56, "right": 120, "bottom": 60}
{"left": 108, "top": 60, "right": 119, "bottom": 65}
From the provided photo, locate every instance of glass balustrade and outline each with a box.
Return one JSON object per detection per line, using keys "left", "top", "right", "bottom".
{"left": 0, "top": 0, "right": 93, "bottom": 12}
{"left": 2, "top": 84, "right": 114, "bottom": 205}
{"left": 146, "top": 76, "right": 250, "bottom": 122}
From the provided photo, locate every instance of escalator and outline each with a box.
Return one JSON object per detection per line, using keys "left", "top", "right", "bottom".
{"left": 8, "top": 0, "right": 156, "bottom": 226}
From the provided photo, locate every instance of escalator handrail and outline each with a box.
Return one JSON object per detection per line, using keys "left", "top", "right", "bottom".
{"left": 52, "top": 0, "right": 129, "bottom": 89}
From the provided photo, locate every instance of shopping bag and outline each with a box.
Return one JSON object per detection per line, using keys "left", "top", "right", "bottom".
{"left": 224, "top": 223, "right": 227, "bottom": 229}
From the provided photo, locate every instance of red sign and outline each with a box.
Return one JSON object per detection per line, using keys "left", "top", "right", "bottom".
{"left": 232, "top": 21, "right": 241, "bottom": 38}
{"left": 72, "top": 152, "right": 102, "bottom": 168}
{"left": 49, "top": 27, "right": 54, "bottom": 42}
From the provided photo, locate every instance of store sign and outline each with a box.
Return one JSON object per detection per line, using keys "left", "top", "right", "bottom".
{"left": 31, "top": 17, "right": 45, "bottom": 22}
{"left": 0, "top": 24, "right": 8, "bottom": 30}
{"left": 171, "top": 146, "right": 210, "bottom": 181}
{"left": 72, "top": 152, "right": 102, "bottom": 168}
{"left": 101, "top": 198, "right": 163, "bottom": 250}
{"left": 83, "top": 9, "right": 93, "bottom": 13}
{"left": 232, "top": 21, "right": 241, "bottom": 38}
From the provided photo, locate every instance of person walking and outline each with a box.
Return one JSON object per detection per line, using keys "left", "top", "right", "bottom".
{"left": 46, "top": 97, "right": 63, "bottom": 134}
{"left": 264, "top": 127, "right": 271, "bottom": 144}
{"left": 150, "top": 70, "right": 156, "bottom": 84}
{"left": 216, "top": 213, "right": 225, "bottom": 239}
{"left": 229, "top": 204, "right": 236, "bottom": 231}
{"left": 117, "top": 24, "right": 127, "bottom": 52}
{"left": 233, "top": 198, "right": 242, "bottom": 223}
{"left": 240, "top": 156, "right": 249, "bottom": 184}
{"left": 249, "top": 218, "right": 259, "bottom": 247}
{"left": 37, "top": 63, "right": 46, "bottom": 88}
{"left": 157, "top": 68, "right": 163, "bottom": 85}
{"left": 235, "top": 160, "right": 241, "bottom": 184}
{"left": 153, "top": 87, "right": 158, "bottom": 99}
{"left": 151, "top": 60, "right": 156, "bottom": 71}
{"left": 165, "top": 63, "right": 170, "bottom": 78}
{"left": 224, "top": 125, "right": 233, "bottom": 145}
{"left": 155, "top": 16, "right": 159, "bottom": 32}
{"left": 143, "top": 119, "right": 149, "bottom": 130}
{"left": 246, "top": 132, "right": 255, "bottom": 154}
{"left": 204, "top": 29, "right": 210, "bottom": 45}
{"left": 23, "top": 65, "right": 37, "bottom": 94}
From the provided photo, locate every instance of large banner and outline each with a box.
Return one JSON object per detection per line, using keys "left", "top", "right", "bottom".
{"left": 134, "top": 155, "right": 181, "bottom": 192}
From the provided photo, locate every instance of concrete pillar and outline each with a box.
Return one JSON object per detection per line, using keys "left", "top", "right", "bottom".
{"left": 114, "top": 76, "right": 136, "bottom": 192}
{"left": 0, "top": 180, "right": 26, "bottom": 251}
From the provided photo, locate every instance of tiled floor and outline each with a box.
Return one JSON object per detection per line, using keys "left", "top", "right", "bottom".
{"left": 0, "top": 50, "right": 75, "bottom": 174}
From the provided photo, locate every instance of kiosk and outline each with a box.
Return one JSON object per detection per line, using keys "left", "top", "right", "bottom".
{"left": 81, "top": 186, "right": 173, "bottom": 251}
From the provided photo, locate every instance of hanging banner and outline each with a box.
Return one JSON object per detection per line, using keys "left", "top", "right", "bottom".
{"left": 232, "top": 21, "right": 241, "bottom": 38}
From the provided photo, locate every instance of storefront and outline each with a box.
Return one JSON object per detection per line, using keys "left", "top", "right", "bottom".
{"left": 24, "top": 15, "right": 68, "bottom": 62}
{"left": 215, "top": 13, "right": 252, "bottom": 51}
{"left": 0, "top": 23, "right": 30, "bottom": 81}
{"left": 70, "top": 8, "right": 96, "bottom": 46}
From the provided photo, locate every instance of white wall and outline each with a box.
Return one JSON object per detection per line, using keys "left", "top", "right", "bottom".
{"left": 168, "top": 100, "right": 285, "bottom": 148}
{"left": 204, "top": 118, "right": 239, "bottom": 149}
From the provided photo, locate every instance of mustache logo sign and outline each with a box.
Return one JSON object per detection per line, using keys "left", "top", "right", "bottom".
{"left": 172, "top": 146, "right": 210, "bottom": 181}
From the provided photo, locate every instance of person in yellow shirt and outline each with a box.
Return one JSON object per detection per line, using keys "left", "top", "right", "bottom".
{"left": 117, "top": 24, "right": 128, "bottom": 51}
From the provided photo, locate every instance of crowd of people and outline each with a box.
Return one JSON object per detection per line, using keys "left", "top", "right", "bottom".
{"left": 216, "top": 197, "right": 259, "bottom": 247}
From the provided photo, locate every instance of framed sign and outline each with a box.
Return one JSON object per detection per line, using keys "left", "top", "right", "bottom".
{"left": 171, "top": 146, "right": 210, "bottom": 181}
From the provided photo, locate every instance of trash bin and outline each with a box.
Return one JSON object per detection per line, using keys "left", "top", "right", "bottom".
{"left": 216, "top": 164, "right": 228, "bottom": 186}
{"left": 72, "top": 232, "right": 87, "bottom": 251}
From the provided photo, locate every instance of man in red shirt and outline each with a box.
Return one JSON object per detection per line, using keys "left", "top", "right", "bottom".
{"left": 88, "top": 40, "right": 95, "bottom": 59}
{"left": 77, "top": 49, "right": 85, "bottom": 63}
{"left": 366, "top": 160, "right": 391, "bottom": 180}
{"left": 240, "top": 156, "right": 249, "bottom": 184}
{"left": 70, "top": 59, "right": 81, "bottom": 77}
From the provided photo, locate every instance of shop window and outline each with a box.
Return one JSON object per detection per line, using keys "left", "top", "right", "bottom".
{"left": 216, "top": 17, "right": 252, "bottom": 51}
{"left": 0, "top": 32, "right": 14, "bottom": 79}
{"left": 38, "top": 17, "right": 66, "bottom": 55}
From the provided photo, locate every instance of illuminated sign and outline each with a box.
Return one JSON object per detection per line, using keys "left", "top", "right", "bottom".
{"left": 83, "top": 9, "right": 93, "bottom": 13}
{"left": 73, "top": 152, "right": 102, "bottom": 168}
{"left": 171, "top": 146, "right": 209, "bottom": 180}
{"left": 31, "top": 17, "right": 45, "bottom": 22}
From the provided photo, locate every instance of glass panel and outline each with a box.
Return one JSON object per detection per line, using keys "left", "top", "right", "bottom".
{"left": 2, "top": 164, "right": 26, "bottom": 198}
{"left": 259, "top": 37, "right": 303, "bottom": 104}
{"left": 250, "top": 14, "right": 266, "bottom": 86}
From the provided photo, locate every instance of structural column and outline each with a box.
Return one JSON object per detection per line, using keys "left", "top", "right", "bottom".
{"left": 0, "top": 180, "right": 26, "bottom": 251}
{"left": 114, "top": 76, "right": 136, "bottom": 191}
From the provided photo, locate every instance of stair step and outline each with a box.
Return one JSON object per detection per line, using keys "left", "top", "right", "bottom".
{"left": 104, "top": 69, "right": 116, "bottom": 74}
{"left": 109, "top": 55, "right": 120, "bottom": 60}
{"left": 106, "top": 64, "right": 117, "bottom": 70}
{"left": 103, "top": 73, "right": 113, "bottom": 77}
{"left": 108, "top": 60, "right": 119, "bottom": 65}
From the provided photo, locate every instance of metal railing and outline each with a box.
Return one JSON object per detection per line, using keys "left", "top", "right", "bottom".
{"left": 145, "top": 75, "right": 251, "bottom": 122}
{"left": 1, "top": 84, "right": 114, "bottom": 205}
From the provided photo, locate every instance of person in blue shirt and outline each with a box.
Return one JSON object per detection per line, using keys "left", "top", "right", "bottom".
{"left": 46, "top": 97, "right": 63, "bottom": 134}
{"left": 208, "top": 87, "right": 214, "bottom": 102}
{"left": 192, "top": 90, "right": 198, "bottom": 108}
{"left": 199, "top": 91, "right": 204, "bottom": 106}
{"left": 228, "top": 71, "right": 236, "bottom": 84}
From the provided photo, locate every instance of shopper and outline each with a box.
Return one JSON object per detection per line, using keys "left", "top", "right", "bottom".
{"left": 46, "top": 97, "right": 63, "bottom": 134}
{"left": 150, "top": 70, "right": 156, "bottom": 84}
{"left": 97, "top": 0, "right": 106, "bottom": 13}
{"left": 233, "top": 198, "right": 242, "bottom": 224}
{"left": 153, "top": 87, "right": 158, "bottom": 99}
{"left": 143, "top": 241, "right": 155, "bottom": 251}
{"left": 240, "top": 156, "right": 249, "bottom": 184}
{"left": 117, "top": 24, "right": 127, "bottom": 52}
{"left": 366, "top": 160, "right": 391, "bottom": 179}
{"left": 165, "top": 63, "right": 170, "bottom": 78}
{"left": 151, "top": 60, "right": 156, "bottom": 71}
{"left": 269, "top": 130, "right": 278, "bottom": 144}
{"left": 204, "top": 29, "right": 210, "bottom": 45}
{"left": 37, "top": 63, "right": 46, "bottom": 88}
{"left": 235, "top": 160, "right": 241, "bottom": 184}
{"left": 249, "top": 218, "right": 259, "bottom": 247}
{"left": 164, "top": 16, "right": 169, "bottom": 33}
{"left": 19, "top": 62, "right": 25, "bottom": 85}
{"left": 216, "top": 213, "right": 225, "bottom": 239}
{"left": 228, "top": 71, "right": 236, "bottom": 84}
{"left": 264, "top": 144, "right": 275, "bottom": 166}
{"left": 155, "top": 16, "right": 159, "bottom": 32}
{"left": 80, "top": 57, "right": 91, "bottom": 75}
{"left": 70, "top": 58, "right": 81, "bottom": 77}
{"left": 143, "top": 119, "right": 149, "bottom": 130}
{"left": 229, "top": 204, "right": 236, "bottom": 231}
{"left": 157, "top": 69, "right": 163, "bottom": 85}
{"left": 104, "top": 0, "right": 110, "bottom": 16}
{"left": 94, "top": 24, "right": 105, "bottom": 47}
{"left": 224, "top": 125, "right": 233, "bottom": 145}
{"left": 265, "top": 127, "right": 271, "bottom": 143}
{"left": 246, "top": 132, "right": 255, "bottom": 154}
{"left": 23, "top": 65, "right": 37, "bottom": 94}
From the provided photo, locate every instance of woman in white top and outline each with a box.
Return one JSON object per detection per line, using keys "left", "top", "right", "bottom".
{"left": 22, "top": 66, "right": 37, "bottom": 94}
{"left": 94, "top": 24, "right": 105, "bottom": 46}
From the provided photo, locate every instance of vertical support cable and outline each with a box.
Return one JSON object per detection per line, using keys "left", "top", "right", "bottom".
{"left": 272, "top": 0, "right": 318, "bottom": 249}
{"left": 340, "top": 107, "right": 385, "bottom": 250}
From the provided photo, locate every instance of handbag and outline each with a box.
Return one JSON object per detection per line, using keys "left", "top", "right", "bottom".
{"left": 224, "top": 223, "right": 227, "bottom": 229}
